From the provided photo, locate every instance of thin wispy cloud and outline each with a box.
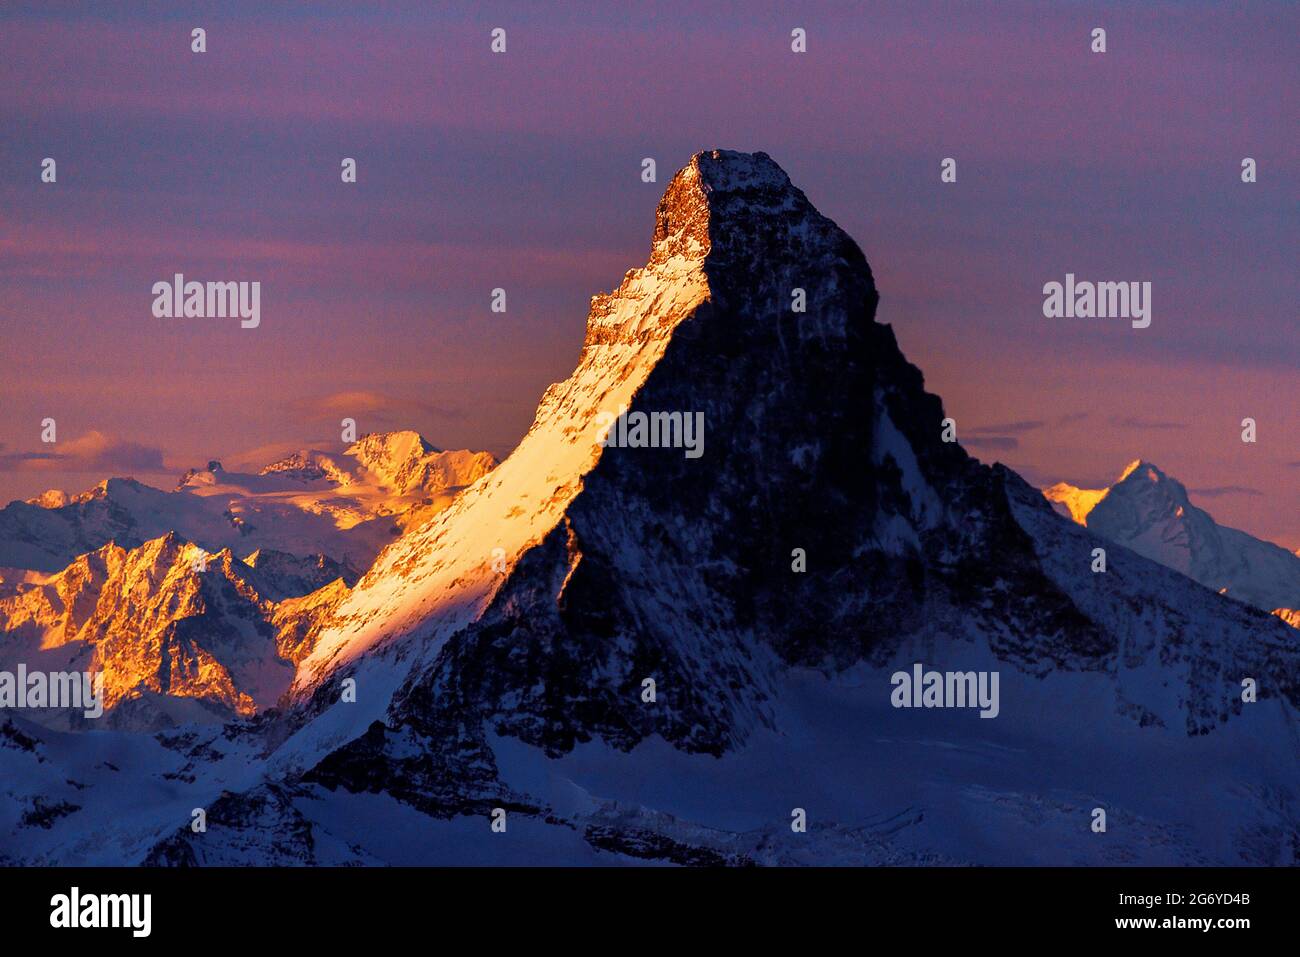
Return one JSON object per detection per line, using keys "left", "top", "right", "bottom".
{"left": 0, "top": 431, "right": 166, "bottom": 473}
{"left": 962, "top": 437, "right": 1020, "bottom": 451}
{"left": 299, "top": 390, "right": 467, "bottom": 424}
{"left": 967, "top": 420, "right": 1045, "bottom": 436}
{"left": 1190, "top": 485, "right": 1263, "bottom": 499}
{"left": 1109, "top": 416, "right": 1187, "bottom": 431}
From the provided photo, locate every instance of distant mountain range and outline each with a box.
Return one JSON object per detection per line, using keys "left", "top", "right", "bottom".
{"left": 0, "top": 151, "right": 1295, "bottom": 866}
{"left": 1044, "top": 460, "right": 1300, "bottom": 624}
{"left": 0, "top": 433, "right": 495, "bottom": 730}
{"left": 0, "top": 431, "right": 495, "bottom": 574}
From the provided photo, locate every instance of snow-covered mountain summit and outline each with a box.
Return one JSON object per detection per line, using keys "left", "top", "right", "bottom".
{"left": 1044, "top": 459, "right": 1300, "bottom": 615}
{"left": 254, "top": 430, "right": 494, "bottom": 499}
{"left": 290, "top": 149, "right": 887, "bottom": 704}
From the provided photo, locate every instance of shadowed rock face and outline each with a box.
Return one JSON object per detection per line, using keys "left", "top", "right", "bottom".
{"left": 383, "top": 150, "right": 1113, "bottom": 759}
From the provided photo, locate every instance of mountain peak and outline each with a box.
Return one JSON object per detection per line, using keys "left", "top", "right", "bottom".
{"left": 297, "top": 149, "right": 887, "bottom": 690}
{"left": 1109, "top": 460, "right": 1191, "bottom": 510}
{"left": 581, "top": 149, "right": 876, "bottom": 357}
{"left": 26, "top": 488, "right": 69, "bottom": 509}
{"left": 1044, "top": 460, "right": 1299, "bottom": 613}
{"left": 345, "top": 430, "right": 439, "bottom": 461}
{"left": 70, "top": 476, "right": 147, "bottom": 503}
{"left": 651, "top": 150, "right": 824, "bottom": 267}
{"left": 1117, "top": 459, "right": 1166, "bottom": 484}
{"left": 684, "top": 149, "right": 798, "bottom": 224}
{"left": 1041, "top": 481, "right": 1108, "bottom": 525}
{"left": 1046, "top": 460, "right": 1186, "bottom": 526}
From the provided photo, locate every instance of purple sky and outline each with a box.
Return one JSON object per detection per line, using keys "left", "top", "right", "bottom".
{"left": 1, "top": 1, "right": 1297, "bottom": 548}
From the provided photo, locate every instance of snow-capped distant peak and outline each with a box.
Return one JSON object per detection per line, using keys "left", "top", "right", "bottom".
{"left": 176, "top": 461, "right": 228, "bottom": 490}
{"left": 1043, "top": 460, "right": 1300, "bottom": 615}
{"left": 255, "top": 432, "right": 494, "bottom": 498}
{"left": 258, "top": 449, "right": 354, "bottom": 486}
{"left": 1112, "top": 460, "right": 1193, "bottom": 507}
{"left": 1044, "top": 459, "right": 1189, "bottom": 526}
{"left": 346, "top": 430, "right": 438, "bottom": 464}
{"left": 25, "top": 489, "right": 70, "bottom": 509}
{"left": 1117, "top": 457, "right": 1155, "bottom": 482}
{"left": 1041, "top": 482, "right": 1108, "bottom": 525}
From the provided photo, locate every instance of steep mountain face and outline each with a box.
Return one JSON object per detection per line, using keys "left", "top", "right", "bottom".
{"left": 0, "top": 432, "right": 496, "bottom": 573}
{"left": 242, "top": 548, "right": 359, "bottom": 601}
{"left": 290, "top": 151, "right": 1126, "bottom": 750}
{"left": 1045, "top": 460, "right": 1300, "bottom": 616}
{"left": 0, "top": 534, "right": 350, "bottom": 729}
{"left": 1, "top": 151, "right": 1296, "bottom": 866}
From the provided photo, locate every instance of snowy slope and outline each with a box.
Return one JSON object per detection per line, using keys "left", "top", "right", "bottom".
{"left": 1045, "top": 460, "right": 1300, "bottom": 615}
{"left": 290, "top": 164, "right": 717, "bottom": 696}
